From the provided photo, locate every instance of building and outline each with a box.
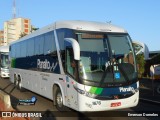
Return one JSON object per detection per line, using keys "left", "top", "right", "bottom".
{"left": 133, "top": 41, "right": 149, "bottom": 60}
{"left": 3, "top": 18, "right": 31, "bottom": 45}
{"left": 149, "top": 51, "right": 160, "bottom": 65}
{"left": 132, "top": 40, "right": 160, "bottom": 77}
{"left": 143, "top": 50, "right": 160, "bottom": 77}
{"left": 0, "top": 30, "right": 4, "bottom": 46}
{"left": 149, "top": 50, "right": 160, "bottom": 58}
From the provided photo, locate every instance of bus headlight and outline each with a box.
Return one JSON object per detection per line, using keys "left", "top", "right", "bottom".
{"left": 77, "top": 88, "right": 85, "bottom": 94}
{"left": 1, "top": 68, "right": 9, "bottom": 73}
{"left": 73, "top": 85, "right": 97, "bottom": 98}
{"left": 84, "top": 92, "right": 97, "bottom": 98}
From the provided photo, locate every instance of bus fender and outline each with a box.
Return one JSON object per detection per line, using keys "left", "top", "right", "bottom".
{"left": 17, "top": 74, "right": 22, "bottom": 81}
{"left": 52, "top": 83, "right": 66, "bottom": 106}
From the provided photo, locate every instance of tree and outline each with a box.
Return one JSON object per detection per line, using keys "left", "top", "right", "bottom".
{"left": 31, "top": 25, "right": 39, "bottom": 33}
{"left": 19, "top": 32, "right": 27, "bottom": 38}
{"left": 136, "top": 54, "right": 146, "bottom": 78}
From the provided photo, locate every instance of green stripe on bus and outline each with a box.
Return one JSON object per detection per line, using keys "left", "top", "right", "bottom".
{"left": 11, "top": 59, "right": 16, "bottom": 68}
{"left": 95, "top": 88, "right": 103, "bottom": 95}
{"left": 89, "top": 87, "right": 97, "bottom": 94}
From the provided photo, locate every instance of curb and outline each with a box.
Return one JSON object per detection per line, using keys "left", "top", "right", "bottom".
{"left": 0, "top": 90, "right": 13, "bottom": 111}
{"left": 0, "top": 90, "right": 30, "bottom": 120}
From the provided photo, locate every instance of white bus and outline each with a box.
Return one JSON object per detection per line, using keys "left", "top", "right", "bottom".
{"left": 0, "top": 45, "right": 9, "bottom": 78}
{"left": 9, "top": 20, "right": 139, "bottom": 111}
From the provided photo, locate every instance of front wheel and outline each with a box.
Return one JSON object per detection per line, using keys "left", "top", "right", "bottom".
{"left": 157, "top": 85, "right": 160, "bottom": 94}
{"left": 55, "top": 87, "right": 68, "bottom": 111}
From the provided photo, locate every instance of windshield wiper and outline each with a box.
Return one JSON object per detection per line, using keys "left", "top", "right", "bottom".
{"left": 111, "top": 50, "right": 130, "bottom": 83}
{"left": 99, "top": 62, "right": 113, "bottom": 87}
{"left": 92, "top": 69, "right": 104, "bottom": 72}
{"left": 117, "top": 64, "right": 130, "bottom": 83}
{"left": 99, "top": 59, "right": 131, "bottom": 87}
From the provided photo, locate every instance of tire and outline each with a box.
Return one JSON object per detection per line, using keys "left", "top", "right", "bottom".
{"left": 17, "top": 76, "right": 25, "bottom": 92}
{"left": 17, "top": 78, "right": 22, "bottom": 90}
{"left": 157, "top": 85, "right": 160, "bottom": 94}
{"left": 14, "top": 74, "right": 18, "bottom": 86}
{"left": 55, "top": 87, "right": 68, "bottom": 111}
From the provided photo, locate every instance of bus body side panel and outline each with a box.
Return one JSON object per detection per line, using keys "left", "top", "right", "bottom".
{"left": 10, "top": 67, "right": 79, "bottom": 110}
{"left": 9, "top": 68, "right": 63, "bottom": 100}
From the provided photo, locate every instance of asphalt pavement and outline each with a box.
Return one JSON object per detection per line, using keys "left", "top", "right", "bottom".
{"left": 139, "top": 78, "right": 160, "bottom": 104}
{"left": 1, "top": 77, "right": 160, "bottom": 120}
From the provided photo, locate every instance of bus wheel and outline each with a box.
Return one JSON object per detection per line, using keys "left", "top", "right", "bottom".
{"left": 55, "top": 87, "right": 67, "bottom": 111}
{"left": 17, "top": 76, "right": 24, "bottom": 92}
{"left": 157, "top": 85, "right": 160, "bottom": 94}
{"left": 14, "top": 74, "right": 18, "bottom": 86}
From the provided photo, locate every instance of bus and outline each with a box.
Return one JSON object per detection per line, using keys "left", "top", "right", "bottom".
{"left": 0, "top": 45, "right": 9, "bottom": 78}
{"left": 9, "top": 20, "right": 139, "bottom": 111}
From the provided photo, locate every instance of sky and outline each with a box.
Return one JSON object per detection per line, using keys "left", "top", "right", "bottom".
{"left": 0, "top": 0, "right": 160, "bottom": 51}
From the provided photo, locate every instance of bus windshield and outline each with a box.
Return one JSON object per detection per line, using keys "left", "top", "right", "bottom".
{"left": 77, "top": 32, "right": 137, "bottom": 87}
{"left": 0, "top": 53, "right": 9, "bottom": 68}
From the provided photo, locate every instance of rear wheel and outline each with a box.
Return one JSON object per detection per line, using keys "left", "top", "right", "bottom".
{"left": 17, "top": 76, "right": 22, "bottom": 90}
{"left": 14, "top": 74, "right": 18, "bottom": 86}
{"left": 157, "top": 85, "right": 160, "bottom": 94}
{"left": 17, "top": 75, "right": 25, "bottom": 92}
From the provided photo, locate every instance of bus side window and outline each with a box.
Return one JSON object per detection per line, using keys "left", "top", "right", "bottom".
{"left": 66, "top": 48, "right": 75, "bottom": 76}
{"left": 65, "top": 41, "right": 78, "bottom": 79}
{"left": 123, "top": 52, "right": 134, "bottom": 64}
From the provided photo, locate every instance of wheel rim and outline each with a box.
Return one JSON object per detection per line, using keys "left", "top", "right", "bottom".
{"left": 18, "top": 81, "right": 22, "bottom": 89}
{"left": 14, "top": 79, "right": 18, "bottom": 86}
{"left": 157, "top": 86, "right": 160, "bottom": 94}
{"left": 56, "top": 92, "right": 63, "bottom": 107}
{"left": 14, "top": 75, "right": 17, "bottom": 85}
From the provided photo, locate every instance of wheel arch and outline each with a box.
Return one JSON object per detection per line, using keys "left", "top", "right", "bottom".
{"left": 52, "top": 82, "right": 66, "bottom": 106}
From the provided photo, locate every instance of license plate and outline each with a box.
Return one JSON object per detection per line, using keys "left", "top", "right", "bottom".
{"left": 111, "top": 102, "right": 121, "bottom": 107}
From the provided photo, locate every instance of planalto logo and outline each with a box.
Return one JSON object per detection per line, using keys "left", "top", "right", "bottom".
{"left": 37, "top": 59, "right": 58, "bottom": 71}
{"left": 119, "top": 86, "right": 135, "bottom": 92}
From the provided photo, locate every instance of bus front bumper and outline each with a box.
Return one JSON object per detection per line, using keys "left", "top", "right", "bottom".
{"left": 77, "top": 91, "right": 139, "bottom": 112}
{"left": 1, "top": 72, "right": 9, "bottom": 78}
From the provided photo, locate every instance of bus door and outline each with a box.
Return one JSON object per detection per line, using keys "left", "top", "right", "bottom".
{"left": 64, "top": 41, "right": 78, "bottom": 109}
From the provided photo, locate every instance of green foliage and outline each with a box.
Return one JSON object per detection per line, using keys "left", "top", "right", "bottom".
{"left": 19, "top": 32, "right": 27, "bottom": 38}
{"left": 136, "top": 54, "right": 146, "bottom": 78}
{"left": 31, "top": 26, "right": 39, "bottom": 33}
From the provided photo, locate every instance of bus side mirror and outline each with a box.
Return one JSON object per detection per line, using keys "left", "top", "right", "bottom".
{"left": 64, "top": 38, "right": 80, "bottom": 60}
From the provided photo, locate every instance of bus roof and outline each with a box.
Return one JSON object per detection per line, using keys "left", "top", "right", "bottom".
{"left": 55, "top": 20, "right": 127, "bottom": 33}
{"left": 10, "top": 20, "right": 127, "bottom": 45}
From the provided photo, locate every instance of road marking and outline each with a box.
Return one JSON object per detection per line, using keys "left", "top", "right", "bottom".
{"left": 140, "top": 98, "right": 160, "bottom": 104}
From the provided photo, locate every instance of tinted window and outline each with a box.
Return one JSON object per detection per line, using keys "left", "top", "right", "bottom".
{"left": 27, "top": 38, "right": 35, "bottom": 56}
{"left": 20, "top": 41, "right": 27, "bottom": 57}
{"left": 16, "top": 43, "right": 21, "bottom": 58}
{"left": 11, "top": 44, "right": 16, "bottom": 58}
{"left": 35, "top": 35, "right": 44, "bottom": 55}
{"left": 44, "top": 31, "right": 56, "bottom": 55}
{"left": 56, "top": 28, "right": 75, "bottom": 50}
